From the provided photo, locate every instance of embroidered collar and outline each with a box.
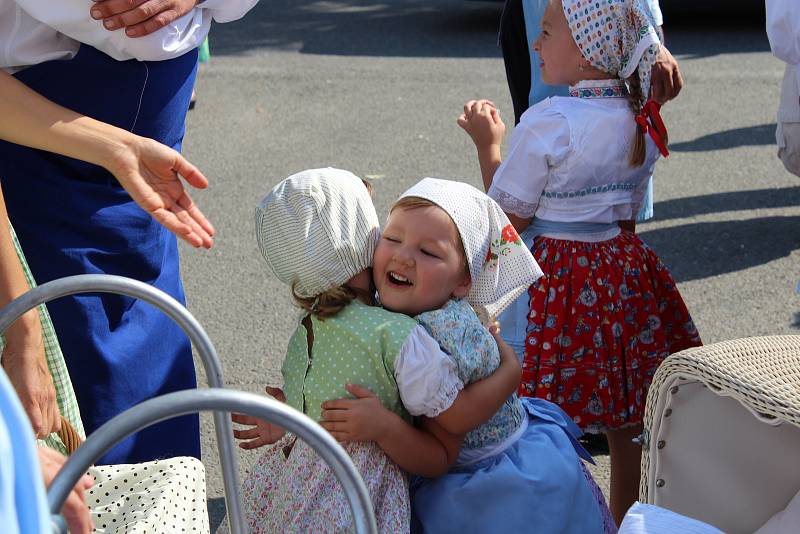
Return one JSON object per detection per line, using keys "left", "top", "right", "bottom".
{"left": 569, "top": 79, "right": 628, "bottom": 99}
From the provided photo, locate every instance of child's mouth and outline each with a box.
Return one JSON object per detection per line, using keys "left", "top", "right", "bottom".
{"left": 387, "top": 271, "right": 413, "bottom": 287}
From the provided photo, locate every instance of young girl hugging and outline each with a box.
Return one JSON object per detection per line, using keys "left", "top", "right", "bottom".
{"left": 321, "top": 177, "right": 615, "bottom": 533}
{"left": 457, "top": 0, "right": 703, "bottom": 524}
{"left": 238, "top": 168, "right": 521, "bottom": 533}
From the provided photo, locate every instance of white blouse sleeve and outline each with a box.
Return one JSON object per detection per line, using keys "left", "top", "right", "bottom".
{"left": 394, "top": 325, "right": 464, "bottom": 418}
{"left": 488, "top": 104, "right": 571, "bottom": 218}
{"left": 14, "top": 0, "right": 257, "bottom": 62}
{"left": 767, "top": 0, "right": 800, "bottom": 66}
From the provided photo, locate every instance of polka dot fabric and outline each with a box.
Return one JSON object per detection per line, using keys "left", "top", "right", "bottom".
{"left": 87, "top": 457, "right": 209, "bottom": 533}
{"left": 400, "top": 178, "right": 543, "bottom": 321}
{"left": 562, "top": 0, "right": 661, "bottom": 105}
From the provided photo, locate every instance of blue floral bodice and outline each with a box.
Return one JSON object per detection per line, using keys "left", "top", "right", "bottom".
{"left": 416, "top": 299, "right": 524, "bottom": 450}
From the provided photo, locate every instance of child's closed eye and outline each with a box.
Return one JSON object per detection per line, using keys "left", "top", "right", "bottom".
{"left": 421, "top": 249, "right": 440, "bottom": 259}
{"left": 383, "top": 235, "right": 400, "bottom": 243}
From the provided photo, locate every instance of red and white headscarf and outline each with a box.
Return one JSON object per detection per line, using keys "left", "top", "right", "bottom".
{"left": 399, "top": 178, "right": 543, "bottom": 321}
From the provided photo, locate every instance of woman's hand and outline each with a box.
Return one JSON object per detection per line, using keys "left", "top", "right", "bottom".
{"left": 106, "top": 136, "right": 215, "bottom": 249}
{"left": 90, "top": 0, "right": 198, "bottom": 37}
{"left": 231, "top": 387, "right": 286, "bottom": 449}
{"left": 458, "top": 99, "right": 506, "bottom": 150}
{"left": 320, "top": 384, "right": 393, "bottom": 442}
{"left": 2, "top": 314, "right": 60, "bottom": 438}
{"left": 650, "top": 46, "right": 683, "bottom": 104}
{"left": 38, "top": 447, "right": 95, "bottom": 534}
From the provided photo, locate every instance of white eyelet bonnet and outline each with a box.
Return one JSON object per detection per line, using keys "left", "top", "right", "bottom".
{"left": 255, "top": 168, "right": 380, "bottom": 298}
{"left": 562, "top": 0, "right": 662, "bottom": 106}
{"left": 399, "top": 178, "right": 543, "bottom": 320}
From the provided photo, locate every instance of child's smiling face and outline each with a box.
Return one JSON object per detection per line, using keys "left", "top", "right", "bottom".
{"left": 373, "top": 203, "right": 471, "bottom": 316}
{"left": 533, "top": 0, "right": 586, "bottom": 86}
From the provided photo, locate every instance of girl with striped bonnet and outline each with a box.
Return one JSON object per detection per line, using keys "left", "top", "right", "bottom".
{"left": 458, "top": 0, "right": 702, "bottom": 524}
{"left": 237, "top": 168, "right": 522, "bottom": 533}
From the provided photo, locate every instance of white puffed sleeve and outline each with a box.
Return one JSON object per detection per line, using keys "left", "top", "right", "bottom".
{"left": 488, "top": 102, "right": 571, "bottom": 219}
{"left": 394, "top": 325, "right": 464, "bottom": 418}
{"left": 767, "top": 0, "right": 800, "bottom": 66}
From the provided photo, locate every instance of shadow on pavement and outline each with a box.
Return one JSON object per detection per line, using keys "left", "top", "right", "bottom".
{"left": 209, "top": 0, "right": 769, "bottom": 59}
{"left": 640, "top": 216, "right": 800, "bottom": 283}
{"left": 652, "top": 186, "right": 800, "bottom": 221}
{"left": 670, "top": 124, "right": 777, "bottom": 153}
{"left": 211, "top": 0, "right": 504, "bottom": 58}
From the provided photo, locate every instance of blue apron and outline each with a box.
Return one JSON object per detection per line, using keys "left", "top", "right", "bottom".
{"left": 0, "top": 45, "right": 200, "bottom": 464}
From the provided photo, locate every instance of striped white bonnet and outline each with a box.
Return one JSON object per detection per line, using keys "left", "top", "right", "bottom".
{"left": 399, "top": 178, "right": 543, "bottom": 320}
{"left": 255, "top": 168, "right": 380, "bottom": 298}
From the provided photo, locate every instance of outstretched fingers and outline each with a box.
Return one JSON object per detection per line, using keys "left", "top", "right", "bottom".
{"left": 170, "top": 192, "right": 214, "bottom": 249}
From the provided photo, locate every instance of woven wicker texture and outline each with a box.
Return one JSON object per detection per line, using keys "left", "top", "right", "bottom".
{"left": 640, "top": 335, "right": 800, "bottom": 501}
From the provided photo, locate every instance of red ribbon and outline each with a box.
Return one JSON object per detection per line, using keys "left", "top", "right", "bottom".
{"left": 635, "top": 100, "right": 669, "bottom": 158}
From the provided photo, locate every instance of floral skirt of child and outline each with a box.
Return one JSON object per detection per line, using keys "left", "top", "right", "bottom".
{"left": 520, "top": 230, "right": 702, "bottom": 433}
{"left": 237, "top": 436, "right": 409, "bottom": 533}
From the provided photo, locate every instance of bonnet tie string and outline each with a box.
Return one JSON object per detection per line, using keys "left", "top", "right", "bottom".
{"left": 635, "top": 100, "right": 669, "bottom": 158}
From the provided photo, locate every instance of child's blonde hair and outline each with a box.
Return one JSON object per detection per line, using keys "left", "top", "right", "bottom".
{"left": 625, "top": 70, "right": 669, "bottom": 167}
{"left": 292, "top": 283, "right": 374, "bottom": 319}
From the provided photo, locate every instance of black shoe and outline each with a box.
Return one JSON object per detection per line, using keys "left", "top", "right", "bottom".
{"left": 580, "top": 433, "right": 609, "bottom": 455}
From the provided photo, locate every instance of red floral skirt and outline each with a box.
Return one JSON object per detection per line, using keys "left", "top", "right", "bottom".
{"left": 520, "top": 231, "right": 702, "bottom": 432}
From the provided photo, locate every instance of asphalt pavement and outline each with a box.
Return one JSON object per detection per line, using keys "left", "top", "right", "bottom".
{"left": 174, "top": 1, "right": 799, "bottom": 528}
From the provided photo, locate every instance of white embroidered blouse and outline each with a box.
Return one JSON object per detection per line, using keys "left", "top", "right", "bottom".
{"left": 488, "top": 79, "right": 660, "bottom": 232}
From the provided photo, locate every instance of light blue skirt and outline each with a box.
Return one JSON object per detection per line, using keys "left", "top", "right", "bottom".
{"left": 411, "top": 398, "right": 605, "bottom": 533}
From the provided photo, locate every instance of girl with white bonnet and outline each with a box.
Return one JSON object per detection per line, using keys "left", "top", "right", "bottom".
{"left": 238, "top": 168, "right": 521, "bottom": 533}
{"left": 321, "top": 177, "right": 614, "bottom": 533}
{"left": 459, "top": 0, "right": 702, "bottom": 524}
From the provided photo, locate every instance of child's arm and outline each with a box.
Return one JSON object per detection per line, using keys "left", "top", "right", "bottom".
{"left": 457, "top": 99, "right": 506, "bottom": 191}
{"left": 320, "top": 384, "right": 462, "bottom": 478}
{"left": 231, "top": 387, "right": 288, "bottom": 449}
{"left": 432, "top": 326, "right": 521, "bottom": 435}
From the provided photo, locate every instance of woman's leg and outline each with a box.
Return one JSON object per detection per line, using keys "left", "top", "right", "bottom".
{"left": 606, "top": 424, "right": 643, "bottom": 526}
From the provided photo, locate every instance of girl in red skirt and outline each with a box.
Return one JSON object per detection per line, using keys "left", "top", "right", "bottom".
{"left": 458, "top": 0, "right": 702, "bottom": 525}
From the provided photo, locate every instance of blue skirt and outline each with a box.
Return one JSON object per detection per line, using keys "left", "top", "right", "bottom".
{"left": 0, "top": 45, "right": 200, "bottom": 464}
{"left": 411, "top": 398, "right": 604, "bottom": 533}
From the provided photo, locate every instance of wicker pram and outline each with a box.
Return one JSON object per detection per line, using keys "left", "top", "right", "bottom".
{"left": 639, "top": 335, "right": 800, "bottom": 533}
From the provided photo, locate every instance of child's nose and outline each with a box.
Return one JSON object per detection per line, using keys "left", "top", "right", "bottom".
{"left": 393, "top": 248, "right": 415, "bottom": 267}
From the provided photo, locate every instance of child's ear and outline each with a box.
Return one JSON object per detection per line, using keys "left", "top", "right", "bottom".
{"left": 451, "top": 273, "right": 472, "bottom": 299}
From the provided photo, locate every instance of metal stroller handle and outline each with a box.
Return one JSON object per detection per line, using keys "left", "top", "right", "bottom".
{"left": 0, "top": 274, "right": 246, "bottom": 534}
{"left": 48, "top": 389, "right": 378, "bottom": 534}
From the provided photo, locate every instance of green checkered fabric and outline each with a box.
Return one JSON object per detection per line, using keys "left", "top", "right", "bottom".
{"left": 0, "top": 223, "right": 85, "bottom": 454}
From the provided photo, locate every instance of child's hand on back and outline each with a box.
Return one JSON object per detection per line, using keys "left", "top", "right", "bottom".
{"left": 458, "top": 99, "right": 506, "bottom": 149}
{"left": 231, "top": 386, "right": 287, "bottom": 449}
{"left": 489, "top": 323, "right": 522, "bottom": 385}
{"left": 320, "top": 384, "right": 393, "bottom": 442}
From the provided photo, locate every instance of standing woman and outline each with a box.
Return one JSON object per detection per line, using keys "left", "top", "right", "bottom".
{"left": 0, "top": 0, "right": 258, "bottom": 464}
